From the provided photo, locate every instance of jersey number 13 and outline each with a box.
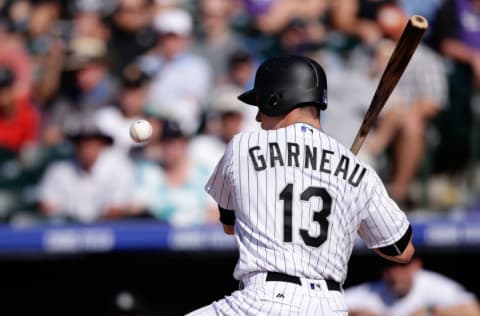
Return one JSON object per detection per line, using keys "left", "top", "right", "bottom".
{"left": 279, "top": 183, "right": 331, "bottom": 247}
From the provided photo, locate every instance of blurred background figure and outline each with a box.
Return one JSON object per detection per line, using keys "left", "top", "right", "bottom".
{"left": 37, "top": 118, "right": 135, "bottom": 223}
{"left": 132, "top": 120, "right": 217, "bottom": 226}
{"left": 345, "top": 257, "right": 480, "bottom": 316}
{"left": 427, "top": 0, "right": 480, "bottom": 195}
{"left": 347, "top": 4, "right": 448, "bottom": 206}
{"left": 331, "top": 0, "right": 392, "bottom": 47}
{"left": 0, "top": 65, "right": 40, "bottom": 154}
{"left": 194, "top": 0, "right": 246, "bottom": 84}
{"left": 224, "top": 49, "right": 255, "bottom": 91}
{"left": 140, "top": 7, "right": 212, "bottom": 136}
{"left": 95, "top": 63, "right": 151, "bottom": 151}
{"left": 189, "top": 87, "right": 252, "bottom": 172}
{"left": 108, "top": 0, "right": 156, "bottom": 76}
{"left": 0, "top": 13, "right": 32, "bottom": 101}
{"left": 44, "top": 36, "right": 118, "bottom": 147}
{"left": 243, "top": 0, "right": 329, "bottom": 35}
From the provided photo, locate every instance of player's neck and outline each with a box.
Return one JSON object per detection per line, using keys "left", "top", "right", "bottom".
{"left": 279, "top": 111, "right": 321, "bottom": 130}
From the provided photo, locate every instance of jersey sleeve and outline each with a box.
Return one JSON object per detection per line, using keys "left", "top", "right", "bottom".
{"left": 358, "top": 171, "right": 410, "bottom": 249}
{"left": 205, "top": 140, "right": 235, "bottom": 210}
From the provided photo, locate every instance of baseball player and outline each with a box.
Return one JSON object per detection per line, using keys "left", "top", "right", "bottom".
{"left": 186, "top": 55, "right": 415, "bottom": 316}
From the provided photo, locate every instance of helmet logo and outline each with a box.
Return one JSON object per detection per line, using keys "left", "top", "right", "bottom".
{"left": 269, "top": 94, "right": 279, "bottom": 107}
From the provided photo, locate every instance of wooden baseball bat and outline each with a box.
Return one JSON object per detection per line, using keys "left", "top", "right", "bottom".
{"left": 350, "top": 15, "right": 429, "bottom": 155}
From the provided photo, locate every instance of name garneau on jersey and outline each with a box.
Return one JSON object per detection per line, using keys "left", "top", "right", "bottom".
{"left": 248, "top": 140, "right": 366, "bottom": 187}
{"left": 205, "top": 123, "right": 409, "bottom": 283}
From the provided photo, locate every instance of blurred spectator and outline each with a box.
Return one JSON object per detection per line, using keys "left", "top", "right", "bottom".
{"left": 96, "top": 64, "right": 150, "bottom": 151}
{"left": 0, "top": 65, "right": 40, "bottom": 153}
{"left": 428, "top": 0, "right": 480, "bottom": 173}
{"left": 194, "top": 0, "right": 246, "bottom": 83}
{"left": 331, "top": 0, "right": 394, "bottom": 46}
{"left": 27, "top": 0, "right": 61, "bottom": 56}
{"left": 345, "top": 257, "right": 480, "bottom": 316}
{"left": 71, "top": 6, "right": 110, "bottom": 40}
{"left": 8, "top": 0, "right": 32, "bottom": 34}
{"left": 261, "top": 14, "right": 330, "bottom": 58}
{"left": 214, "top": 50, "right": 258, "bottom": 131}
{"left": 430, "top": 0, "right": 480, "bottom": 87}
{"left": 132, "top": 120, "right": 216, "bottom": 226}
{"left": 320, "top": 58, "right": 377, "bottom": 163}
{"left": 108, "top": 0, "right": 156, "bottom": 76}
{"left": 399, "top": 0, "right": 444, "bottom": 24}
{"left": 45, "top": 36, "right": 118, "bottom": 145}
{"left": 349, "top": 6, "right": 448, "bottom": 204}
{"left": 33, "top": 3, "right": 111, "bottom": 104}
{"left": 25, "top": 0, "right": 66, "bottom": 105}
{"left": 37, "top": 118, "right": 135, "bottom": 222}
{"left": 140, "top": 7, "right": 212, "bottom": 135}
{"left": 0, "top": 14, "right": 33, "bottom": 100}
{"left": 244, "top": 0, "right": 329, "bottom": 35}
{"left": 189, "top": 87, "right": 252, "bottom": 171}
{"left": 225, "top": 49, "right": 255, "bottom": 90}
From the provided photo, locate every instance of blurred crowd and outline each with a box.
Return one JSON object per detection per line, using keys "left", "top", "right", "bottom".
{"left": 0, "top": 0, "right": 479, "bottom": 226}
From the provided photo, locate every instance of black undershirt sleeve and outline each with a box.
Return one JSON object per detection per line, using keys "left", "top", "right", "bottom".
{"left": 377, "top": 225, "right": 412, "bottom": 256}
{"left": 218, "top": 206, "right": 235, "bottom": 225}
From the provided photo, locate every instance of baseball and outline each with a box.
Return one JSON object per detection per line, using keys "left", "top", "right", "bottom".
{"left": 130, "top": 119, "right": 153, "bottom": 143}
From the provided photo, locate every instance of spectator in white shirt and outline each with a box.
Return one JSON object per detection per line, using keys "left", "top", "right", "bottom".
{"left": 37, "top": 120, "right": 135, "bottom": 223}
{"left": 345, "top": 257, "right": 480, "bottom": 316}
{"left": 140, "top": 7, "right": 212, "bottom": 135}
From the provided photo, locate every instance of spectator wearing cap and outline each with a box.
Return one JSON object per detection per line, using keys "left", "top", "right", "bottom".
{"left": 132, "top": 120, "right": 216, "bottom": 226}
{"left": 0, "top": 65, "right": 40, "bottom": 153}
{"left": 46, "top": 37, "right": 118, "bottom": 146}
{"left": 95, "top": 64, "right": 151, "bottom": 151}
{"left": 193, "top": 0, "right": 247, "bottom": 84}
{"left": 139, "top": 7, "right": 212, "bottom": 135}
{"left": 37, "top": 119, "right": 135, "bottom": 222}
{"left": 108, "top": 0, "right": 156, "bottom": 76}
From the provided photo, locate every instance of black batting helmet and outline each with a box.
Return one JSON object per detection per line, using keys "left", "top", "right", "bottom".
{"left": 238, "top": 55, "right": 327, "bottom": 116}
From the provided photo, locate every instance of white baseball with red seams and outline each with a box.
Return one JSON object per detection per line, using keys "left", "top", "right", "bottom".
{"left": 129, "top": 119, "right": 152, "bottom": 143}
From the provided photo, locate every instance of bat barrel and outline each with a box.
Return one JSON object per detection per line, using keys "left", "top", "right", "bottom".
{"left": 411, "top": 15, "right": 428, "bottom": 29}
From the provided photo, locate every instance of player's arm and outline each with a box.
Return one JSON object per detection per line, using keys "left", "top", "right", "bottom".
{"left": 373, "top": 225, "right": 415, "bottom": 263}
{"left": 219, "top": 206, "right": 235, "bottom": 235}
{"left": 359, "top": 171, "right": 415, "bottom": 264}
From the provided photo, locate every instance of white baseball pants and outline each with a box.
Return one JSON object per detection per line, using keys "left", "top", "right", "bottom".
{"left": 185, "top": 272, "right": 348, "bottom": 316}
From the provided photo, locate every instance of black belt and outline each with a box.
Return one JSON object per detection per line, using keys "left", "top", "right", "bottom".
{"left": 266, "top": 272, "right": 342, "bottom": 292}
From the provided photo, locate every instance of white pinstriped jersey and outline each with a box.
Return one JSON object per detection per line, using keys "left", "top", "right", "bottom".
{"left": 205, "top": 123, "right": 409, "bottom": 284}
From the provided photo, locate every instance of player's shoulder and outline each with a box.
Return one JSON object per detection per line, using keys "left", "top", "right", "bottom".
{"left": 229, "top": 130, "right": 264, "bottom": 146}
